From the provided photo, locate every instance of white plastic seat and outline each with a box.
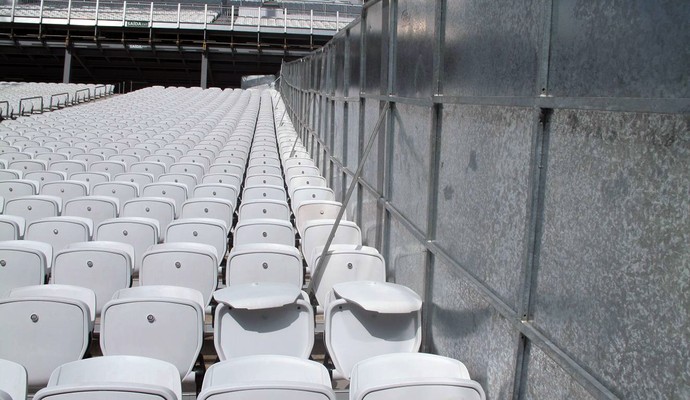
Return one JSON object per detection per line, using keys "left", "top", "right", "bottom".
{"left": 292, "top": 187, "right": 336, "bottom": 210}
{"left": 202, "top": 172, "right": 242, "bottom": 190}
{"left": 10, "top": 284, "right": 96, "bottom": 328}
{"left": 49, "top": 160, "right": 87, "bottom": 175}
{"left": 193, "top": 183, "right": 238, "bottom": 204}
{"left": 215, "top": 155, "right": 246, "bottom": 167}
{"left": 92, "top": 147, "right": 118, "bottom": 158}
{"left": 0, "top": 215, "right": 25, "bottom": 240}
{"left": 166, "top": 218, "right": 228, "bottom": 262}
{"left": 208, "top": 163, "right": 244, "bottom": 176}
{"left": 9, "top": 159, "right": 48, "bottom": 173}
{"left": 288, "top": 175, "right": 328, "bottom": 199}
{"left": 283, "top": 157, "right": 317, "bottom": 169}
{"left": 169, "top": 162, "right": 206, "bottom": 181}
{"left": 114, "top": 171, "right": 155, "bottom": 187}
{"left": 311, "top": 245, "right": 385, "bottom": 308}
{"left": 0, "top": 286, "right": 92, "bottom": 387}
{"left": 180, "top": 197, "right": 234, "bottom": 228}
{"left": 63, "top": 196, "right": 119, "bottom": 227}
{"left": 40, "top": 180, "right": 89, "bottom": 202}
{"left": 238, "top": 199, "right": 290, "bottom": 221}
{"left": 130, "top": 161, "right": 167, "bottom": 179}
{"left": 100, "top": 285, "right": 204, "bottom": 379}
{"left": 25, "top": 216, "right": 93, "bottom": 260}
{"left": 243, "top": 184, "right": 287, "bottom": 203}
{"left": 249, "top": 157, "right": 281, "bottom": 168}
{"left": 325, "top": 281, "right": 423, "bottom": 380}
{"left": 159, "top": 173, "right": 197, "bottom": 192}
{"left": 349, "top": 353, "right": 485, "bottom": 400}
{"left": 0, "top": 152, "right": 30, "bottom": 164}
{"left": 296, "top": 201, "right": 346, "bottom": 237}
{"left": 0, "top": 169, "right": 22, "bottom": 180}
{"left": 4, "top": 195, "right": 61, "bottom": 224}
{"left": 226, "top": 243, "right": 302, "bottom": 287}
{"left": 96, "top": 217, "right": 160, "bottom": 273}
{"left": 90, "top": 160, "right": 127, "bottom": 176}
{"left": 213, "top": 283, "right": 314, "bottom": 360}
{"left": 301, "top": 219, "right": 362, "bottom": 270}
{"left": 0, "top": 359, "right": 26, "bottom": 400}
{"left": 72, "top": 153, "right": 105, "bottom": 167}
{"left": 197, "top": 355, "right": 334, "bottom": 400}
{"left": 140, "top": 243, "right": 218, "bottom": 307}
{"left": 246, "top": 165, "right": 281, "bottom": 177}
{"left": 92, "top": 181, "right": 139, "bottom": 205}
{"left": 243, "top": 173, "right": 284, "bottom": 188}
{"left": 0, "top": 179, "right": 38, "bottom": 201}
{"left": 233, "top": 218, "right": 295, "bottom": 247}
{"left": 0, "top": 240, "right": 52, "bottom": 296}
{"left": 53, "top": 241, "right": 134, "bottom": 315}
{"left": 142, "top": 183, "right": 187, "bottom": 218}
{"left": 144, "top": 154, "right": 176, "bottom": 169}
{"left": 122, "top": 197, "right": 175, "bottom": 241}
{"left": 24, "top": 171, "right": 66, "bottom": 190}
{"left": 285, "top": 165, "right": 321, "bottom": 182}
{"left": 33, "top": 356, "right": 182, "bottom": 400}
{"left": 35, "top": 152, "right": 69, "bottom": 163}
{"left": 69, "top": 171, "right": 110, "bottom": 191}
{"left": 109, "top": 153, "right": 140, "bottom": 168}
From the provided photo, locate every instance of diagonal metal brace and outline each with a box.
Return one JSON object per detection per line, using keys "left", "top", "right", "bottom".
{"left": 307, "top": 102, "right": 390, "bottom": 292}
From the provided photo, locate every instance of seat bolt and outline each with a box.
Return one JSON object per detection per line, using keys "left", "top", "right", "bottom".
{"left": 123, "top": 230, "right": 128, "bottom": 236}
{"left": 53, "top": 229, "right": 59, "bottom": 234}
{"left": 262, "top": 232, "right": 267, "bottom": 237}
{"left": 175, "top": 262, "right": 181, "bottom": 268}
{"left": 147, "top": 314, "right": 155, "bottom": 323}
{"left": 263, "top": 262, "right": 268, "bottom": 269}
{"left": 0, "top": 260, "right": 5, "bottom": 267}
{"left": 347, "top": 263, "right": 353, "bottom": 269}
{"left": 87, "top": 261, "right": 94, "bottom": 268}
{"left": 30, "top": 314, "right": 39, "bottom": 323}
{"left": 27, "top": 206, "right": 32, "bottom": 210}
{"left": 193, "top": 231, "right": 198, "bottom": 237}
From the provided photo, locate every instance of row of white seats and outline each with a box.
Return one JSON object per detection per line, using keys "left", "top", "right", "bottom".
{"left": 1, "top": 353, "right": 484, "bottom": 400}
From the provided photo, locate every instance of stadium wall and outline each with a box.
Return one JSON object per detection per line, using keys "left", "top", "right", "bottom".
{"left": 278, "top": 1, "right": 689, "bottom": 399}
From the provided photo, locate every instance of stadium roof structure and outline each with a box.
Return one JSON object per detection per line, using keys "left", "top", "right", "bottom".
{"left": 0, "top": 0, "right": 361, "bottom": 88}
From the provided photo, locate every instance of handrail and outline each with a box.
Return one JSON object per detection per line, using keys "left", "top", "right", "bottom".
{"left": 50, "top": 92, "right": 70, "bottom": 109}
{"left": 73, "top": 88, "right": 91, "bottom": 103}
{"left": 94, "top": 84, "right": 106, "bottom": 98}
{"left": 0, "top": 101, "right": 10, "bottom": 119}
{"left": 19, "top": 96, "right": 44, "bottom": 116}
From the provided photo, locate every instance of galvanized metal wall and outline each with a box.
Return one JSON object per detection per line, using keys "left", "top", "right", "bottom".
{"left": 278, "top": 1, "right": 689, "bottom": 399}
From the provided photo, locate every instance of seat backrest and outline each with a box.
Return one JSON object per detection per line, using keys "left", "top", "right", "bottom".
{"left": 291, "top": 187, "right": 335, "bottom": 211}
{"left": 208, "top": 163, "right": 244, "bottom": 176}
{"left": 246, "top": 164, "right": 281, "bottom": 177}
{"left": 197, "top": 356, "right": 334, "bottom": 400}
{"left": 324, "top": 281, "right": 422, "bottom": 380}
{"left": 0, "top": 359, "right": 26, "bottom": 400}
{"left": 24, "top": 171, "right": 66, "bottom": 190}
{"left": 90, "top": 160, "right": 127, "bottom": 176}
{"left": 33, "top": 356, "right": 181, "bottom": 400}
{"left": 213, "top": 284, "right": 314, "bottom": 360}
{"left": 142, "top": 183, "right": 187, "bottom": 218}
{"left": 301, "top": 220, "right": 362, "bottom": 269}
{"left": 226, "top": 243, "right": 302, "bottom": 287}
{"left": 140, "top": 243, "right": 218, "bottom": 307}
{"left": 69, "top": 171, "right": 110, "bottom": 191}
{"left": 130, "top": 161, "right": 167, "bottom": 179}
{"left": 25, "top": 217, "right": 92, "bottom": 258}
{"left": 295, "top": 201, "right": 345, "bottom": 236}
{"left": 243, "top": 173, "right": 284, "bottom": 188}
{"left": 180, "top": 198, "right": 234, "bottom": 228}
{"left": 122, "top": 197, "right": 175, "bottom": 241}
{"left": 92, "top": 181, "right": 140, "bottom": 205}
{"left": 0, "top": 296, "right": 90, "bottom": 387}
{"left": 40, "top": 180, "right": 89, "bottom": 203}
{"left": 312, "top": 245, "right": 385, "bottom": 308}
{"left": 72, "top": 153, "right": 105, "bottom": 167}
{"left": 288, "top": 175, "right": 327, "bottom": 199}
{"left": 96, "top": 217, "right": 160, "bottom": 273}
{"left": 49, "top": 160, "right": 88, "bottom": 176}
{"left": 4, "top": 195, "right": 61, "bottom": 224}
{"left": 9, "top": 159, "right": 48, "bottom": 173}
{"left": 0, "top": 240, "right": 51, "bottom": 296}
{"left": 0, "top": 179, "right": 37, "bottom": 201}
{"left": 159, "top": 173, "right": 197, "bottom": 193}
{"left": 53, "top": 241, "right": 134, "bottom": 315}
{"left": 242, "top": 185, "right": 287, "bottom": 203}
{"left": 0, "top": 215, "right": 25, "bottom": 241}
{"left": 100, "top": 285, "right": 204, "bottom": 379}
{"left": 169, "top": 162, "right": 206, "bottom": 181}
{"left": 63, "top": 196, "right": 119, "bottom": 227}
{"left": 192, "top": 183, "right": 238, "bottom": 205}
{"left": 349, "top": 353, "right": 485, "bottom": 400}
{"left": 166, "top": 218, "right": 228, "bottom": 261}
{"left": 201, "top": 173, "right": 241, "bottom": 189}
{"left": 114, "top": 172, "right": 155, "bottom": 188}
{"left": 237, "top": 199, "right": 290, "bottom": 222}
{"left": 233, "top": 219, "right": 295, "bottom": 247}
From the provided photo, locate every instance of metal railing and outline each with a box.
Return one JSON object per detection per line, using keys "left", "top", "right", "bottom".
{"left": 49, "top": 92, "right": 69, "bottom": 109}
{"left": 0, "top": 0, "right": 359, "bottom": 32}
{"left": 18, "top": 95, "right": 44, "bottom": 115}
